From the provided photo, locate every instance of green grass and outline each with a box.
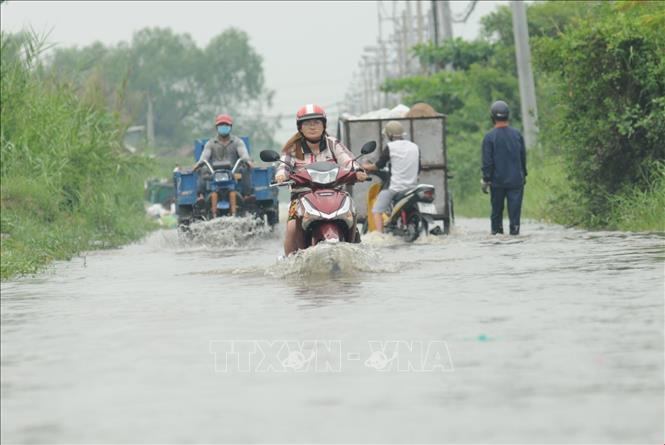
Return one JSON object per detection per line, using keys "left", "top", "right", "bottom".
{"left": 453, "top": 152, "right": 567, "bottom": 222}
{"left": 608, "top": 161, "right": 665, "bottom": 232}
{"left": 149, "top": 153, "right": 193, "bottom": 179}
{"left": 1, "top": 32, "right": 156, "bottom": 280}
{"left": 453, "top": 153, "right": 664, "bottom": 233}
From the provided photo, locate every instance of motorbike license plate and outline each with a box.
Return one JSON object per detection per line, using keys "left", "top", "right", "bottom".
{"left": 417, "top": 202, "right": 437, "bottom": 214}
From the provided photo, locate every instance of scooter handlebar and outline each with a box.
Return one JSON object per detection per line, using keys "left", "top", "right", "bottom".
{"left": 269, "top": 181, "right": 295, "bottom": 187}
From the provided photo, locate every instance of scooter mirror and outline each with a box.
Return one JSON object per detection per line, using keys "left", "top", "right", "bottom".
{"left": 260, "top": 150, "right": 281, "bottom": 162}
{"left": 360, "top": 141, "right": 377, "bottom": 155}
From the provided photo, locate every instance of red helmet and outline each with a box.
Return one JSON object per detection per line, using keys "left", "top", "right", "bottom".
{"left": 215, "top": 114, "right": 233, "bottom": 126}
{"left": 296, "top": 104, "right": 326, "bottom": 128}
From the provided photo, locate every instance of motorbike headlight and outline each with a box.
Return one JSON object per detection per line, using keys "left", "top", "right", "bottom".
{"left": 213, "top": 171, "right": 231, "bottom": 182}
{"left": 306, "top": 167, "right": 339, "bottom": 185}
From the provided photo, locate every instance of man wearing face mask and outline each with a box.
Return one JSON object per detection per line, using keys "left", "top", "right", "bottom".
{"left": 193, "top": 114, "right": 253, "bottom": 217}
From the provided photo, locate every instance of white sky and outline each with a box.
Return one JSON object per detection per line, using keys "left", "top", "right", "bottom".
{"left": 2, "top": 0, "right": 506, "bottom": 140}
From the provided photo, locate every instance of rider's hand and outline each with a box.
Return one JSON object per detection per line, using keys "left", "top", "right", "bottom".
{"left": 355, "top": 171, "right": 368, "bottom": 182}
{"left": 275, "top": 173, "right": 287, "bottom": 183}
{"left": 480, "top": 178, "right": 491, "bottom": 194}
{"left": 234, "top": 173, "right": 242, "bottom": 180}
{"left": 361, "top": 162, "right": 374, "bottom": 172}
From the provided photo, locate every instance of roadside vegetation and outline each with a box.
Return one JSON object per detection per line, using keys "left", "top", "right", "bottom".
{"left": 1, "top": 32, "right": 155, "bottom": 280}
{"left": 2, "top": 2, "right": 662, "bottom": 281}
{"left": 1, "top": 18, "right": 277, "bottom": 280}
{"left": 383, "top": 1, "right": 664, "bottom": 232}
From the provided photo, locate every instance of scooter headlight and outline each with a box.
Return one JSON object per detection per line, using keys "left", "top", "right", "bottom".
{"left": 306, "top": 167, "right": 339, "bottom": 185}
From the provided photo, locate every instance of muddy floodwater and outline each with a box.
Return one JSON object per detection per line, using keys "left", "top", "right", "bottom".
{"left": 1, "top": 216, "right": 663, "bottom": 443}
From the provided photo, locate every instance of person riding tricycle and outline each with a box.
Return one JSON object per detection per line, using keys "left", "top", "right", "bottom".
{"left": 173, "top": 113, "right": 279, "bottom": 230}
{"left": 192, "top": 113, "right": 253, "bottom": 218}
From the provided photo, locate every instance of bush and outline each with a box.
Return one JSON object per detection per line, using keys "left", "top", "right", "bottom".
{"left": 534, "top": 2, "right": 665, "bottom": 227}
{"left": 608, "top": 161, "right": 665, "bottom": 232}
{"left": 1, "top": 31, "right": 155, "bottom": 280}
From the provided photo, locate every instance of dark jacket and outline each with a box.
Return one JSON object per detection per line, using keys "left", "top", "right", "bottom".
{"left": 482, "top": 126, "right": 527, "bottom": 188}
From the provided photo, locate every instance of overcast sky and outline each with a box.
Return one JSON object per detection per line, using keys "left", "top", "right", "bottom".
{"left": 2, "top": 0, "right": 506, "bottom": 139}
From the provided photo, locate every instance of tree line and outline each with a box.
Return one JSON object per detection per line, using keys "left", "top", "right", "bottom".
{"left": 46, "top": 27, "right": 279, "bottom": 153}
{"left": 382, "top": 1, "right": 664, "bottom": 229}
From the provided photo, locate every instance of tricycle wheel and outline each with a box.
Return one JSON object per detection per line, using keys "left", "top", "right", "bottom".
{"left": 266, "top": 209, "right": 279, "bottom": 227}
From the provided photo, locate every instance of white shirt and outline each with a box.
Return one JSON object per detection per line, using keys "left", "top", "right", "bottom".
{"left": 381, "top": 139, "right": 420, "bottom": 192}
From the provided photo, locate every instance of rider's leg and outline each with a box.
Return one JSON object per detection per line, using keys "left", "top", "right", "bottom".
{"left": 372, "top": 189, "right": 394, "bottom": 233}
{"left": 284, "top": 219, "right": 298, "bottom": 255}
{"left": 196, "top": 175, "right": 206, "bottom": 204}
{"left": 295, "top": 221, "right": 305, "bottom": 250}
{"left": 373, "top": 212, "right": 384, "bottom": 233}
{"left": 284, "top": 200, "right": 305, "bottom": 255}
{"left": 241, "top": 168, "right": 253, "bottom": 197}
{"left": 211, "top": 192, "right": 218, "bottom": 218}
{"left": 229, "top": 191, "right": 237, "bottom": 216}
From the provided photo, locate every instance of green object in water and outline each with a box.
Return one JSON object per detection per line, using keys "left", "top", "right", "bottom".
{"left": 477, "top": 334, "right": 490, "bottom": 342}
{"left": 160, "top": 214, "right": 177, "bottom": 228}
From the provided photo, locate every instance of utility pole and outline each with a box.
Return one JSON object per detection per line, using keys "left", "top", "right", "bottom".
{"left": 401, "top": 10, "right": 410, "bottom": 76}
{"left": 146, "top": 92, "right": 155, "bottom": 148}
{"left": 511, "top": 0, "right": 538, "bottom": 149}
{"left": 431, "top": 0, "right": 440, "bottom": 46}
{"left": 439, "top": 1, "right": 453, "bottom": 42}
{"left": 416, "top": 0, "right": 424, "bottom": 45}
{"left": 439, "top": 1, "right": 453, "bottom": 71}
{"left": 405, "top": 1, "right": 415, "bottom": 75}
{"left": 363, "top": 62, "right": 371, "bottom": 112}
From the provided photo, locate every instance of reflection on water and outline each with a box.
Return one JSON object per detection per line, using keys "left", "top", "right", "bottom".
{"left": 1, "top": 218, "right": 663, "bottom": 443}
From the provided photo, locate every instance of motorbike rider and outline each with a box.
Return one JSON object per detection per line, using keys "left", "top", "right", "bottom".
{"left": 361, "top": 120, "right": 421, "bottom": 233}
{"left": 192, "top": 113, "right": 253, "bottom": 217}
{"left": 481, "top": 100, "right": 527, "bottom": 235}
{"left": 275, "top": 104, "right": 367, "bottom": 256}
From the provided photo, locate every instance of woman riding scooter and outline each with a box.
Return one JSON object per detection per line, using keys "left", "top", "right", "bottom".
{"left": 275, "top": 104, "right": 367, "bottom": 256}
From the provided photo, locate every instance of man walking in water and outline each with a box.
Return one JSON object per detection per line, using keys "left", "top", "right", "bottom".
{"left": 481, "top": 100, "right": 527, "bottom": 235}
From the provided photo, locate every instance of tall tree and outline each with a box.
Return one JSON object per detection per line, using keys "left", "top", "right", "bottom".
{"left": 47, "top": 27, "right": 278, "bottom": 151}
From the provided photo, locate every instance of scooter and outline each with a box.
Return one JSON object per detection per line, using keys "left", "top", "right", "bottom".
{"left": 260, "top": 141, "right": 376, "bottom": 247}
{"left": 365, "top": 170, "right": 438, "bottom": 242}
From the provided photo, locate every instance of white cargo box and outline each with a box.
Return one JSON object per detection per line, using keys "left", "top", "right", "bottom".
{"left": 337, "top": 114, "right": 453, "bottom": 233}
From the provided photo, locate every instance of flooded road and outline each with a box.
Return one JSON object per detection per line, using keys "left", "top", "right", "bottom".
{"left": 1, "top": 217, "right": 663, "bottom": 443}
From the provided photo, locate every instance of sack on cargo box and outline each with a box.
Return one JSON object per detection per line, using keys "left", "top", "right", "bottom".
{"left": 406, "top": 103, "right": 439, "bottom": 118}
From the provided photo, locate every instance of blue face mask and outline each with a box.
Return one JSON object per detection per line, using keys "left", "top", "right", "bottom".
{"left": 217, "top": 125, "right": 231, "bottom": 136}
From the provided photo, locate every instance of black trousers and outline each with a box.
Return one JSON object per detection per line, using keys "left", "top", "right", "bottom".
{"left": 490, "top": 186, "right": 524, "bottom": 235}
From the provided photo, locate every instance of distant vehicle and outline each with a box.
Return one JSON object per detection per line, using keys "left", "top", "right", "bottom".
{"left": 145, "top": 178, "right": 175, "bottom": 208}
{"left": 338, "top": 113, "right": 454, "bottom": 234}
{"left": 365, "top": 169, "right": 440, "bottom": 242}
{"left": 173, "top": 137, "right": 279, "bottom": 230}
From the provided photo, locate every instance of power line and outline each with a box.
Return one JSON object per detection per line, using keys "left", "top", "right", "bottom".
{"left": 452, "top": 0, "right": 478, "bottom": 23}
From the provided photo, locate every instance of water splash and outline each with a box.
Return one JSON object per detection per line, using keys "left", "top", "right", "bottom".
{"left": 362, "top": 229, "right": 453, "bottom": 246}
{"left": 180, "top": 216, "right": 275, "bottom": 248}
{"left": 265, "top": 242, "right": 397, "bottom": 279}
{"left": 361, "top": 231, "right": 405, "bottom": 247}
